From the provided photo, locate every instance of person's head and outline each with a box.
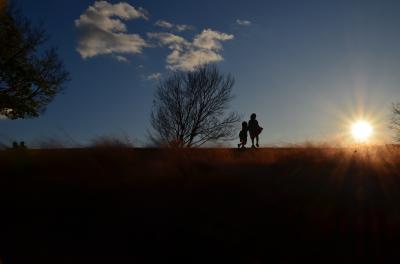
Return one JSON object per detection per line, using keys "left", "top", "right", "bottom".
{"left": 242, "top": 121, "right": 247, "bottom": 129}
{"left": 12, "top": 141, "right": 18, "bottom": 148}
{"left": 250, "top": 113, "right": 256, "bottom": 120}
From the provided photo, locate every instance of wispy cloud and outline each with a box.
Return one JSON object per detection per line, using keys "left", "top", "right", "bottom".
{"left": 155, "top": 19, "right": 193, "bottom": 32}
{"left": 176, "top": 24, "right": 193, "bottom": 32}
{"left": 75, "top": 1, "right": 234, "bottom": 70}
{"left": 112, "top": 55, "right": 129, "bottom": 62}
{"left": 155, "top": 20, "right": 173, "bottom": 29}
{"left": 147, "top": 72, "right": 162, "bottom": 81}
{"left": 148, "top": 32, "right": 190, "bottom": 50}
{"left": 149, "top": 29, "right": 234, "bottom": 71}
{"left": 236, "top": 19, "right": 252, "bottom": 26}
{"left": 75, "top": 1, "right": 148, "bottom": 59}
{"left": 192, "top": 29, "right": 233, "bottom": 50}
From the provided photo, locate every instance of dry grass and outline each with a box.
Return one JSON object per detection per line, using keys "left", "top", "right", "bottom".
{"left": 1, "top": 146, "right": 400, "bottom": 263}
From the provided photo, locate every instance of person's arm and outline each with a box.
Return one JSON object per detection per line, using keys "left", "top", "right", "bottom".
{"left": 256, "top": 120, "right": 263, "bottom": 131}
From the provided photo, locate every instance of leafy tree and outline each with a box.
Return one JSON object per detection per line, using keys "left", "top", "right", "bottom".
{"left": 0, "top": 3, "right": 69, "bottom": 119}
{"left": 150, "top": 65, "right": 239, "bottom": 147}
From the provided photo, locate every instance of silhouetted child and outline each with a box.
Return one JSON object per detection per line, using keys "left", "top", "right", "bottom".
{"left": 238, "top": 121, "right": 248, "bottom": 148}
{"left": 248, "top": 113, "right": 263, "bottom": 148}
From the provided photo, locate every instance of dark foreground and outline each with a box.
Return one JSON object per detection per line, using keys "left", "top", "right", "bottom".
{"left": 1, "top": 147, "right": 400, "bottom": 263}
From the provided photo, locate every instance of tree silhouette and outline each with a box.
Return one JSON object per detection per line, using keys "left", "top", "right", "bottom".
{"left": 150, "top": 65, "right": 239, "bottom": 147}
{"left": 0, "top": 4, "right": 69, "bottom": 119}
{"left": 391, "top": 103, "right": 400, "bottom": 142}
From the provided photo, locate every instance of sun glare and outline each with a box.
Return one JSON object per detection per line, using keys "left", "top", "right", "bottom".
{"left": 351, "top": 121, "right": 373, "bottom": 142}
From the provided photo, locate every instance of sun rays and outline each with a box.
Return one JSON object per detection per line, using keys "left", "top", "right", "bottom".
{"left": 351, "top": 121, "right": 373, "bottom": 142}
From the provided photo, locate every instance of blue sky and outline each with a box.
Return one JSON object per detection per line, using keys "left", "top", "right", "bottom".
{"left": 1, "top": 0, "right": 400, "bottom": 146}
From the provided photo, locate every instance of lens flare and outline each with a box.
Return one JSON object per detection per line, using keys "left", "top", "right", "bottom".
{"left": 351, "top": 121, "right": 373, "bottom": 142}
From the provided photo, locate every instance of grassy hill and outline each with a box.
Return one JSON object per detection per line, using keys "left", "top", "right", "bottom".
{"left": 1, "top": 146, "right": 400, "bottom": 263}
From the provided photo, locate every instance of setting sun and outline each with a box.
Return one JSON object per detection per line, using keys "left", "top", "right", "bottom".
{"left": 351, "top": 121, "right": 373, "bottom": 142}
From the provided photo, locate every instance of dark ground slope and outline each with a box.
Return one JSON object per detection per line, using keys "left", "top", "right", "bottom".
{"left": 1, "top": 147, "right": 400, "bottom": 263}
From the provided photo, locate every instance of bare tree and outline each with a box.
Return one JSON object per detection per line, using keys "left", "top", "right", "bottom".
{"left": 150, "top": 65, "right": 239, "bottom": 147}
{"left": 0, "top": 3, "right": 69, "bottom": 119}
{"left": 390, "top": 103, "right": 400, "bottom": 142}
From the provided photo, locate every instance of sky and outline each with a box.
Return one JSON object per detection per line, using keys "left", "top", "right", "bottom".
{"left": 1, "top": 0, "right": 400, "bottom": 147}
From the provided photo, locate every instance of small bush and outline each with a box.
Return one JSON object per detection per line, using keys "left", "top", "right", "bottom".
{"left": 89, "top": 136, "right": 135, "bottom": 149}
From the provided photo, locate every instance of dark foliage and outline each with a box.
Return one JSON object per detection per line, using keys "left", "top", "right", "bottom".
{"left": 0, "top": 5, "right": 69, "bottom": 119}
{"left": 150, "top": 65, "right": 239, "bottom": 147}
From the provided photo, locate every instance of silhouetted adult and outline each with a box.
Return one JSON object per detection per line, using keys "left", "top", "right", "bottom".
{"left": 19, "top": 141, "right": 27, "bottom": 150}
{"left": 248, "top": 113, "right": 263, "bottom": 148}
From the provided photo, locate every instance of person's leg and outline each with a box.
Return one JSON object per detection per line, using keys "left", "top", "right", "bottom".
{"left": 250, "top": 136, "right": 255, "bottom": 148}
{"left": 239, "top": 139, "right": 244, "bottom": 148}
{"left": 256, "top": 135, "right": 259, "bottom": 147}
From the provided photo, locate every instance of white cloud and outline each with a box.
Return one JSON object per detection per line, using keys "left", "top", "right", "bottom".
{"left": 75, "top": 2, "right": 234, "bottom": 70}
{"left": 75, "top": 1, "right": 148, "bottom": 59}
{"left": 147, "top": 72, "right": 162, "bottom": 81}
{"left": 166, "top": 49, "right": 223, "bottom": 72}
{"left": 149, "top": 29, "right": 233, "bottom": 71}
{"left": 236, "top": 19, "right": 252, "bottom": 26}
{"left": 147, "top": 32, "right": 190, "bottom": 51}
{"left": 193, "top": 29, "right": 234, "bottom": 50}
{"left": 155, "top": 19, "right": 193, "bottom": 32}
